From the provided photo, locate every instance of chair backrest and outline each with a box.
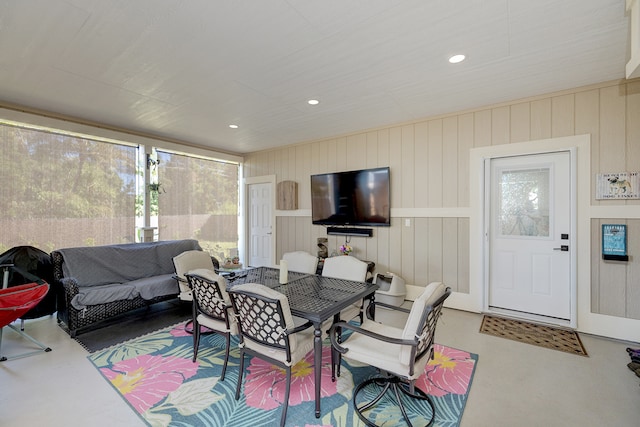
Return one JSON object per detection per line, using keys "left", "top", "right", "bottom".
{"left": 321, "top": 256, "right": 367, "bottom": 282}
{"left": 400, "top": 282, "right": 450, "bottom": 368}
{"left": 282, "top": 251, "right": 318, "bottom": 274}
{"left": 228, "top": 283, "right": 298, "bottom": 361}
{"left": 187, "top": 268, "right": 233, "bottom": 327}
{"left": 173, "top": 250, "right": 215, "bottom": 294}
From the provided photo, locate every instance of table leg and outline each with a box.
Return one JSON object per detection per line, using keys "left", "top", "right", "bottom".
{"left": 369, "top": 293, "right": 376, "bottom": 321}
{"left": 313, "top": 322, "right": 322, "bottom": 418}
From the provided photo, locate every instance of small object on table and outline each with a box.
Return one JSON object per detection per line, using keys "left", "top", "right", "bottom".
{"left": 279, "top": 259, "right": 288, "bottom": 284}
{"left": 222, "top": 262, "right": 243, "bottom": 269}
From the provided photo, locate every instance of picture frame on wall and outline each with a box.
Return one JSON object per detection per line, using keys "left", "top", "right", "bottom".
{"left": 602, "top": 224, "right": 628, "bottom": 261}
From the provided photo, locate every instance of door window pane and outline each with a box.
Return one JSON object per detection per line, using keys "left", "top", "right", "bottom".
{"left": 499, "top": 168, "right": 550, "bottom": 237}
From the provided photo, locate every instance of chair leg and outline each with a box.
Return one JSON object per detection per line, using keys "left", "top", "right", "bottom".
{"left": 220, "top": 332, "right": 230, "bottom": 381}
{"left": 0, "top": 324, "right": 52, "bottom": 362}
{"left": 192, "top": 319, "right": 201, "bottom": 362}
{"left": 235, "top": 351, "right": 245, "bottom": 400}
{"left": 396, "top": 381, "right": 435, "bottom": 427}
{"left": 335, "top": 325, "right": 343, "bottom": 377}
{"left": 331, "top": 343, "right": 336, "bottom": 382}
{"left": 392, "top": 382, "right": 412, "bottom": 426}
{"left": 331, "top": 346, "right": 343, "bottom": 382}
{"left": 353, "top": 376, "right": 435, "bottom": 427}
{"left": 184, "top": 319, "right": 195, "bottom": 334}
{"left": 280, "top": 366, "right": 291, "bottom": 427}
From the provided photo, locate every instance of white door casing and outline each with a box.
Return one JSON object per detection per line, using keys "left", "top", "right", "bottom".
{"left": 488, "top": 152, "right": 571, "bottom": 321}
{"left": 245, "top": 176, "right": 275, "bottom": 268}
{"left": 469, "top": 135, "right": 640, "bottom": 342}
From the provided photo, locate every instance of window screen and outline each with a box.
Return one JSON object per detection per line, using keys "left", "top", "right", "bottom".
{"left": 156, "top": 151, "right": 239, "bottom": 261}
{"left": 0, "top": 124, "right": 137, "bottom": 252}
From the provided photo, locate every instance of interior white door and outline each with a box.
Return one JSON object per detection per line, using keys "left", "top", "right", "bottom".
{"left": 248, "top": 182, "right": 273, "bottom": 267}
{"left": 488, "top": 151, "right": 572, "bottom": 320}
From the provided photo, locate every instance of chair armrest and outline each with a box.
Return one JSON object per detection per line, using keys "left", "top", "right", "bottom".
{"left": 329, "top": 321, "right": 416, "bottom": 355}
{"left": 172, "top": 274, "right": 187, "bottom": 283}
{"left": 288, "top": 320, "right": 314, "bottom": 335}
{"left": 365, "top": 300, "right": 410, "bottom": 320}
{"left": 374, "top": 301, "right": 410, "bottom": 313}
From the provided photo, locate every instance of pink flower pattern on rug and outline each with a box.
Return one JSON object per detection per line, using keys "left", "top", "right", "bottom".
{"left": 169, "top": 325, "right": 190, "bottom": 337}
{"left": 88, "top": 321, "right": 477, "bottom": 426}
{"left": 101, "top": 354, "right": 198, "bottom": 413}
{"left": 243, "top": 346, "right": 337, "bottom": 410}
{"left": 418, "top": 344, "right": 475, "bottom": 397}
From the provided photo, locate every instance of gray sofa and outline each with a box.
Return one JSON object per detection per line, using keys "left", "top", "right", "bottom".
{"left": 52, "top": 239, "right": 201, "bottom": 337}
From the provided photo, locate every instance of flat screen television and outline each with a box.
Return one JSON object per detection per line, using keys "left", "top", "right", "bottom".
{"left": 311, "top": 167, "right": 391, "bottom": 227}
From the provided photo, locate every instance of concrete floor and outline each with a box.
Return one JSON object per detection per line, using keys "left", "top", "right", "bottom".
{"left": 1, "top": 307, "right": 639, "bottom": 426}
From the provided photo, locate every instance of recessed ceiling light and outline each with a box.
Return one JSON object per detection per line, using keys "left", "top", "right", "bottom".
{"left": 229, "top": 124, "right": 238, "bottom": 129}
{"left": 307, "top": 99, "right": 319, "bottom": 105}
{"left": 449, "top": 54, "right": 466, "bottom": 64}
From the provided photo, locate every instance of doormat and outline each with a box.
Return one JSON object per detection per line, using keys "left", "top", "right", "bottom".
{"left": 480, "top": 315, "right": 588, "bottom": 356}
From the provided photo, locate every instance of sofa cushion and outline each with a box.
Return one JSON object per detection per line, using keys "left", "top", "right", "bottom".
{"left": 71, "top": 283, "right": 139, "bottom": 310}
{"left": 129, "top": 274, "right": 179, "bottom": 300}
{"left": 58, "top": 240, "right": 201, "bottom": 287}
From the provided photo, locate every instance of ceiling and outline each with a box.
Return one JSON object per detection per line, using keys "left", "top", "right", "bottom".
{"left": 0, "top": 0, "right": 631, "bottom": 155}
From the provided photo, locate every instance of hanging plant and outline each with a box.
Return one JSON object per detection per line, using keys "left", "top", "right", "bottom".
{"left": 148, "top": 183, "right": 164, "bottom": 193}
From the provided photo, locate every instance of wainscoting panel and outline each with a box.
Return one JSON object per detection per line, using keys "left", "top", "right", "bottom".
{"left": 245, "top": 79, "right": 640, "bottom": 329}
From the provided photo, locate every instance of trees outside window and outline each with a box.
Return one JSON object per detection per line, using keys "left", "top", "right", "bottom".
{"left": 157, "top": 151, "right": 239, "bottom": 262}
{"left": 0, "top": 124, "right": 136, "bottom": 252}
{"left": 0, "top": 123, "right": 240, "bottom": 257}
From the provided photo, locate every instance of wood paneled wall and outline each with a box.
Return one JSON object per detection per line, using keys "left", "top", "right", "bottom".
{"left": 591, "top": 219, "right": 640, "bottom": 320}
{"left": 245, "top": 79, "right": 640, "bottom": 320}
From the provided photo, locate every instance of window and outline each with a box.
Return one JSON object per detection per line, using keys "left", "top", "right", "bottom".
{"left": 0, "top": 123, "right": 137, "bottom": 252}
{"left": 156, "top": 150, "right": 239, "bottom": 262}
{"left": 0, "top": 120, "right": 241, "bottom": 257}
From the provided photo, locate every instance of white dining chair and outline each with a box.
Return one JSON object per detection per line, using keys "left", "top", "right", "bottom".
{"left": 321, "top": 255, "right": 368, "bottom": 323}
{"left": 172, "top": 250, "right": 217, "bottom": 333}
{"left": 228, "top": 283, "right": 315, "bottom": 427}
{"left": 282, "top": 251, "right": 318, "bottom": 274}
{"left": 329, "top": 282, "right": 451, "bottom": 427}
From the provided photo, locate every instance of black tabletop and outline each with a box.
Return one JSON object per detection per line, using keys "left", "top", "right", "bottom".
{"left": 229, "top": 266, "right": 378, "bottom": 324}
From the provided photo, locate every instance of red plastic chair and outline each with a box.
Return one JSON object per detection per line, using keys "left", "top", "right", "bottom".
{"left": 0, "top": 264, "right": 52, "bottom": 361}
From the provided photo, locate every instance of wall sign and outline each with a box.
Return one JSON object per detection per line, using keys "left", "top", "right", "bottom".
{"left": 602, "top": 224, "right": 628, "bottom": 261}
{"left": 596, "top": 172, "right": 640, "bottom": 199}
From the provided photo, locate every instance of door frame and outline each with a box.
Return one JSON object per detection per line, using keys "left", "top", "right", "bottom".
{"left": 484, "top": 150, "right": 576, "bottom": 327}
{"left": 468, "top": 135, "right": 590, "bottom": 330}
{"left": 243, "top": 175, "right": 276, "bottom": 268}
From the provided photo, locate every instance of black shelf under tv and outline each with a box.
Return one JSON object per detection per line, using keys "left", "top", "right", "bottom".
{"left": 326, "top": 226, "right": 373, "bottom": 237}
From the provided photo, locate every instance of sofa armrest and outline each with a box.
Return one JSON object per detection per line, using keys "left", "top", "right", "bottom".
{"left": 60, "top": 277, "right": 80, "bottom": 299}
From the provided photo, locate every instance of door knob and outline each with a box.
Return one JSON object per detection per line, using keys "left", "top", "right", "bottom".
{"left": 553, "top": 245, "right": 569, "bottom": 251}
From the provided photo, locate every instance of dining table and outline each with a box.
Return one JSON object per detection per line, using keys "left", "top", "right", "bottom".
{"left": 227, "top": 265, "right": 379, "bottom": 418}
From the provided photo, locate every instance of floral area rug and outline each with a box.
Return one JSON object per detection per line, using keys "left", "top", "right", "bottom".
{"left": 88, "top": 322, "right": 478, "bottom": 427}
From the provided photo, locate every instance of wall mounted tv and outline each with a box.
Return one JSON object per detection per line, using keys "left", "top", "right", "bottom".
{"left": 311, "top": 167, "right": 391, "bottom": 227}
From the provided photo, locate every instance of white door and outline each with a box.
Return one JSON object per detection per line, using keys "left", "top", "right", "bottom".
{"left": 248, "top": 182, "right": 273, "bottom": 267}
{"left": 488, "top": 151, "right": 572, "bottom": 321}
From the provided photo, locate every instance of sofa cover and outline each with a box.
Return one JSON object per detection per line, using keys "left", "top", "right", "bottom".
{"left": 52, "top": 239, "right": 201, "bottom": 337}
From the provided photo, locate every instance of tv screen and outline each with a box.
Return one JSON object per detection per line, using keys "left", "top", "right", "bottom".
{"left": 311, "top": 167, "right": 390, "bottom": 227}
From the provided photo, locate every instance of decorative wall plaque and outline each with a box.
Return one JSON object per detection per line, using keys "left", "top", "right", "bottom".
{"left": 596, "top": 172, "right": 640, "bottom": 199}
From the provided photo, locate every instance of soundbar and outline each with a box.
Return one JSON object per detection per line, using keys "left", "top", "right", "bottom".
{"left": 327, "top": 227, "right": 373, "bottom": 237}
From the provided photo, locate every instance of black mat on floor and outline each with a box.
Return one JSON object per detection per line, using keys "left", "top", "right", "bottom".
{"left": 71, "top": 299, "right": 192, "bottom": 353}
